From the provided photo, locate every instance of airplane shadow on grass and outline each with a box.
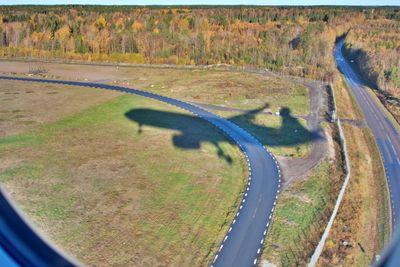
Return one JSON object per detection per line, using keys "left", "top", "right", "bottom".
{"left": 124, "top": 103, "right": 324, "bottom": 164}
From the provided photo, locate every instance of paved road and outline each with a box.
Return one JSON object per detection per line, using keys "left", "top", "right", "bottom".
{"left": 335, "top": 39, "right": 400, "bottom": 231}
{"left": 0, "top": 75, "right": 280, "bottom": 267}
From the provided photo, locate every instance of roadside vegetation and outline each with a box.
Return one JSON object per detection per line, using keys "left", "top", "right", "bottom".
{"left": 0, "top": 80, "right": 246, "bottom": 266}
{"left": 262, "top": 158, "right": 342, "bottom": 266}
{"left": 343, "top": 19, "right": 400, "bottom": 123}
{"left": 344, "top": 20, "right": 400, "bottom": 95}
{"left": 317, "top": 76, "right": 390, "bottom": 266}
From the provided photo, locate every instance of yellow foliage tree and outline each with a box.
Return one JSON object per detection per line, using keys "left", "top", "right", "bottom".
{"left": 132, "top": 21, "right": 144, "bottom": 33}
{"left": 200, "top": 17, "right": 209, "bottom": 31}
{"left": 178, "top": 18, "right": 189, "bottom": 32}
{"left": 95, "top": 16, "right": 107, "bottom": 31}
{"left": 55, "top": 25, "right": 71, "bottom": 53}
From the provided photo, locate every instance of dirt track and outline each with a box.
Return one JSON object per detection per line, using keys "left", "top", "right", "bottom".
{"left": 278, "top": 81, "right": 332, "bottom": 185}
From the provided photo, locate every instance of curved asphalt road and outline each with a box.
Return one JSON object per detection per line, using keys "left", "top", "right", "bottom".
{"left": 335, "top": 40, "right": 400, "bottom": 232}
{"left": 0, "top": 75, "right": 280, "bottom": 267}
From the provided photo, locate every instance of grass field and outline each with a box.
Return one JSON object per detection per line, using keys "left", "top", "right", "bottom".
{"left": 135, "top": 69, "right": 309, "bottom": 115}
{"left": 0, "top": 80, "right": 119, "bottom": 137}
{"left": 0, "top": 80, "right": 246, "bottom": 266}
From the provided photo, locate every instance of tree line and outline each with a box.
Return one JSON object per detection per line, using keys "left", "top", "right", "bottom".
{"left": 343, "top": 19, "right": 400, "bottom": 95}
{"left": 0, "top": 6, "right": 399, "bottom": 83}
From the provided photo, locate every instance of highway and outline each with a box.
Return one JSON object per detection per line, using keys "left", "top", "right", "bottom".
{"left": 0, "top": 75, "right": 280, "bottom": 267}
{"left": 335, "top": 39, "right": 400, "bottom": 231}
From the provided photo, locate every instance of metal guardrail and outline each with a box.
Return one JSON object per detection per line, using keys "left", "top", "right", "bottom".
{"left": 308, "top": 84, "right": 351, "bottom": 267}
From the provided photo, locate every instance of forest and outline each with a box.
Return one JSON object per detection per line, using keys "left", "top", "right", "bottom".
{"left": 0, "top": 6, "right": 399, "bottom": 85}
{"left": 344, "top": 19, "right": 400, "bottom": 95}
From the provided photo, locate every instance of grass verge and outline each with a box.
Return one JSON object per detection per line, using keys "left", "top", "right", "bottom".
{"left": 261, "top": 158, "right": 341, "bottom": 266}
{"left": 317, "top": 75, "right": 389, "bottom": 266}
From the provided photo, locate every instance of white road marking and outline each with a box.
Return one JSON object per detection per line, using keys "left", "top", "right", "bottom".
{"left": 213, "top": 255, "right": 218, "bottom": 263}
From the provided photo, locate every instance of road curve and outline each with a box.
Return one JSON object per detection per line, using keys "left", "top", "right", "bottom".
{"left": 0, "top": 75, "right": 280, "bottom": 267}
{"left": 335, "top": 40, "right": 400, "bottom": 231}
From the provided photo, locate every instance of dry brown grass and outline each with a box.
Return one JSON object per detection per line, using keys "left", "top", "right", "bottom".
{"left": 0, "top": 60, "right": 309, "bottom": 115}
{"left": 317, "top": 76, "right": 389, "bottom": 266}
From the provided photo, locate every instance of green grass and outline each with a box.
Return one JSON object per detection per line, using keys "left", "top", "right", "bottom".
{"left": 262, "top": 160, "right": 333, "bottom": 264}
{"left": 0, "top": 134, "right": 39, "bottom": 146}
{"left": 0, "top": 92, "right": 245, "bottom": 266}
{"left": 0, "top": 165, "right": 43, "bottom": 182}
{"left": 265, "top": 84, "right": 309, "bottom": 115}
